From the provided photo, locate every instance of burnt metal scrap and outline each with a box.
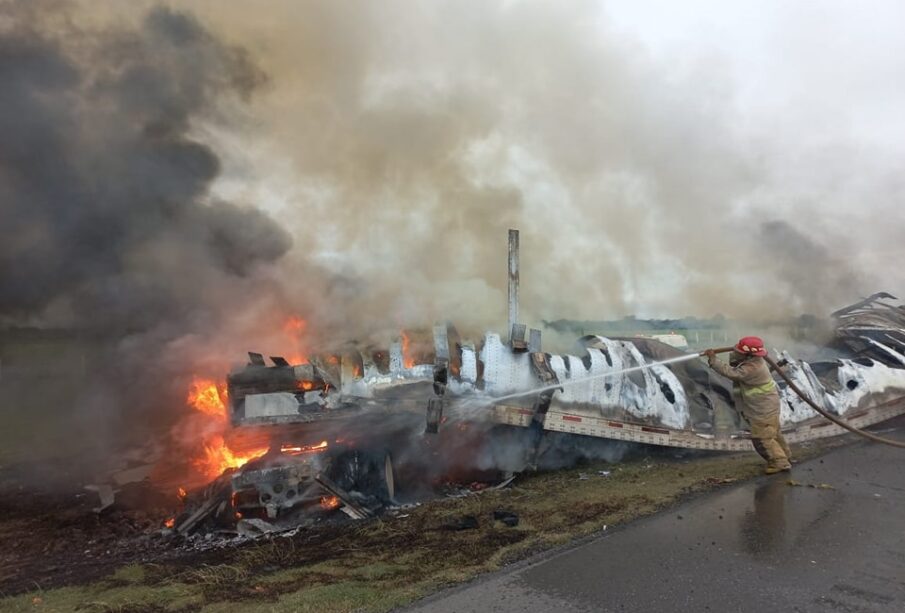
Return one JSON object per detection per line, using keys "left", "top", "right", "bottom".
{"left": 169, "top": 443, "right": 397, "bottom": 535}
{"left": 832, "top": 292, "right": 905, "bottom": 362}
{"left": 226, "top": 328, "right": 692, "bottom": 431}
{"left": 775, "top": 293, "right": 905, "bottom": 424}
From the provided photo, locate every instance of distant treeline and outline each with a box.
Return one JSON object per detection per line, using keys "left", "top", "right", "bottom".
{"left": 542, "top": 314, "right": 825, "bottom": 336}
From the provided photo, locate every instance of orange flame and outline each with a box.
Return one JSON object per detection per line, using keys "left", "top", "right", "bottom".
{"left": 187, "top": 377, "right": 228, "bottom": 418}
{"left": 177, "top": 487, "right": 187, "bottom": 500}
{"left": 284, "top": 315, "right": 307, "bottom": 336}
{"left": 320, "top": 495, "right": 340, "bottom": 510}
{"left": 194, "top": 435, "right": 268, "bottom": 480}
{"left": 164, "top": 517, "right": 175, "bottom": 529}
{"left": 284, "top": 316, "right": 309, "bottom": 364}
{"left": 401, "top": 332, "right": 415, "bottom": 368}
{"left": 280, "top": 440, "right": 328, "bottom": 455}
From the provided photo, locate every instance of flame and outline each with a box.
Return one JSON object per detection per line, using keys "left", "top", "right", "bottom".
{"left": 174, "top": 312, "right": 315, "bottom": 486}
{"left": 164, "top": 517, "right": 175, "bottom": 529}
{"left": 284, "top": 316, "right": 309, "bottom": 364}
{"left": 284, "top": 315, "right": 307, "bottom": 335}
{"left": 194, "top": 435, "right": 268, "bottom": 480}
{"left": 281, "top": 440, "right": 328, "bottom": 455}
{"left": 320, "top": 495, "right": 340, "bottom": 510}
{"left": 187, "top": 377, "right": 228, "bottom": 418}
{"left": 401, "top": 332, "right": 415, "bottom": 368}
{"left": 296, "top": 380, "right": 330, "bottom": 393}
{"left": 177, "top": 487, "right": 187, "bottom": 500}
{"left": 181, "top": 376, "right": 267, "bottom": 483}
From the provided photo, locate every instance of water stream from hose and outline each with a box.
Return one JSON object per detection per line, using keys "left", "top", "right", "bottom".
{"left": 489, "top": 352, "right": 701, "bottom": 403}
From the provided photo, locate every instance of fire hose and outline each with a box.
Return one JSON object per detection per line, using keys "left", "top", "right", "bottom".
{"left": 703, "top": 347, "right": 905, "bottom": 449}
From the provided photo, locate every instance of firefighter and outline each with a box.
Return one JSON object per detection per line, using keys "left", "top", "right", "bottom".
{"left": 703, "top": 336, "right": 792, "bottom": 474}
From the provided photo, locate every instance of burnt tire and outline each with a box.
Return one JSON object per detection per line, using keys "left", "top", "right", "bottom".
{"left": 326, "top": 448, "right": 395, "bottom": 504}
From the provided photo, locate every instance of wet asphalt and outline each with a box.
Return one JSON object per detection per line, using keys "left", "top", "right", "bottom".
{"left": 404, "top": 416, "right": 905, "bottom": 612}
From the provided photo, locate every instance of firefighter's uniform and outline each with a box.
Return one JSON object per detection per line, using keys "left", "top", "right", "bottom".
{"left": 707, "top": 340, "right": 791, "bottom": 474}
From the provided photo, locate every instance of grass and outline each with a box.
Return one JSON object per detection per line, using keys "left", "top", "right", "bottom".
{"left": 0, "top": 377, "right": 88, "bottom": 464}
{"left": 3, "top": 440, "right": 845, "bottom": 613}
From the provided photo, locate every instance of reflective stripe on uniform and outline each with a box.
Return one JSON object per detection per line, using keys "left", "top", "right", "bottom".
{"left": 740, "top": 381, "right": 777, "bottom": 397}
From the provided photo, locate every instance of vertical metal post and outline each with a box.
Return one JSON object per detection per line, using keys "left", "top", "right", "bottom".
{"left": 508, "top": 229, "right": 519, "bottom": 342}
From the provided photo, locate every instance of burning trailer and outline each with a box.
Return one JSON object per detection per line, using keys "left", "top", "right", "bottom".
{"left": 155, "top": 291, "right": 905, "bottom": 540}
{"left": 153, "top": 233, "right": 905, "bottom": 540}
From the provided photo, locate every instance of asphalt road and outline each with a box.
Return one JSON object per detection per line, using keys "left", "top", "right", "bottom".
{"left": 406, "top": 418, "right": 905, "bottom": 612}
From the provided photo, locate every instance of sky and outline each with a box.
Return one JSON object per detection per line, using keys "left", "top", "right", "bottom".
{"left": 605, "top": 0, "right": 905, "bottom": 149}
{"left": 599, "top": 0, "right": 905, "bottom": 316}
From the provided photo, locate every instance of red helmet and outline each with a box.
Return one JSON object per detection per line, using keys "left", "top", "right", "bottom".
{"left": 735, "top": 336, "right": 767, "bottom": 357}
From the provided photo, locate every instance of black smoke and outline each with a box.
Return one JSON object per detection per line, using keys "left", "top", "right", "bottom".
{"left": 0, "top": 3, "right": 292, "bottom": 462}
{"left": 0, "top": 4, "right": 289, "bottom": 325}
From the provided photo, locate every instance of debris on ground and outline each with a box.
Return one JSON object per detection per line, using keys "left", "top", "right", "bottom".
{"left": 493, "top": 509, "right": 519, "bottom": 527}
{"left": 786, "top": 480, "right": 834, "bottom": 490}
{"left": 445, "top": 515, "right": 480, "bottom": 531}
{"left": 235, "top": 518, "right": 278, "bottom": 538}
{"left": 703, "top": 477, "right": 738, "bottom": 485}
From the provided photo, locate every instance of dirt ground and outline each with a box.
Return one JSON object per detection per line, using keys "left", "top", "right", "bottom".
{"left": 0, "top": 436, "right": 848, "bottom": 613}
{"left": 0, "top": 460, "right": 175, "bottom": 595}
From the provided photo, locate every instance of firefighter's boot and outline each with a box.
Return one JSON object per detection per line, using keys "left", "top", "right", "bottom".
{"left": 764, "top": 462, "right": 791, "bottom": 475}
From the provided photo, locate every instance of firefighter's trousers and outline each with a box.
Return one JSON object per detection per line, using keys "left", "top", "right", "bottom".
{"left": 747, "top": 412, "right": 791, "bottom": 469}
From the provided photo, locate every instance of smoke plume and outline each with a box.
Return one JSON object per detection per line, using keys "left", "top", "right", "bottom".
{"left": 0, "top": 2, "right": 305, "bottom": 462}
{"left": 2, "top": 1, "right": 900, "bottom": 466}
{"left": 180, "top": 0, "right": 894, "bottom": 327}
{"left": 0, "top": 2, "right": 289, "bottom": 323}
